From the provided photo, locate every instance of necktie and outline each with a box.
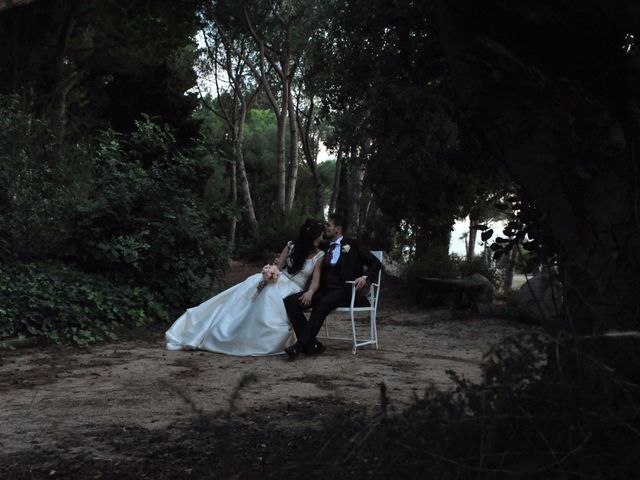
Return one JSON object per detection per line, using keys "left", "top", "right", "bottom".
{"left": 327, "top": 242, "right": 338, "bottom": 264}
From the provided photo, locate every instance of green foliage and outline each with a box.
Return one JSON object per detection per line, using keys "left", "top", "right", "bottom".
{"left": 64, "top": 118, "right": 228, "bottom": 308}
{"left": 0, "top": 0, "right": 204, "bottom": 143}
{"left": 247, "top": 131, "right": 331, "bottom": 216}
{"left": 406, "top": 252, "right": 460, "bottom": 280}
{"left": 311, "top": 0, "right": 512, "bottom": 263}
{"left": 456, "top": 255, "right": 500, "bottom": 285}
{"left": 0, "top": 261, "right": 166, "bottom": 346}
{"left": 201, "top": 106, "right": 329, "bottom": 254}
{"left": 475, "top": 190, "right": 557, "bottom": 268}
{"left": 0, "top": 98, "right": 228, "bottom": 345}
{"left": 236, "top": 206, "right": 314, "bottom": 262}
{"left": 0, "top": 95, "right": 89, "bottom": 260}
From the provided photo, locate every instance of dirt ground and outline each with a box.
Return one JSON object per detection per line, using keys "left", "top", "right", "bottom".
{"left": 0, "top": 264, "right": 540, "bottom": 478}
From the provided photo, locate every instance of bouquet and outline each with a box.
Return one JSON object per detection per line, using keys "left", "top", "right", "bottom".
{"left": 252, "top": 264, "right": 280, "bottom": 301}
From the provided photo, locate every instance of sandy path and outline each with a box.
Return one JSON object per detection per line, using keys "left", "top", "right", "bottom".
{"left": 0, "top": 298, "right": 537, "bottom": 456}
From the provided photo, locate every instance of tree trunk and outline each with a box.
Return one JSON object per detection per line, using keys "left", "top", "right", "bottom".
{"left": 50, "top": 2, "right": 79, "bottom": 147}
{"left": 54, "top": 77, "right": 77, "bottom": 148}
{"left": 311, "top": 166, "right": 323, "bottom": 216}
{"left": 238, "top": 4, "right": 292, "bottom": 212}
{"left": 275, "top": 109, "right": 287, "bottom": 211}
{"left": 235, "top": 112, "right": 258, "bottom": 237}
{"left": 329, "top": 147, "right": 343, "bottom": 214}
{"left": 301, "top": 147, "right": 324, "bottom": 216}
{"left": 348, "top": 153, "right": 365, "bottom": 235}
{"left": 415, "top": 218, "right": 454, "bottom": 276}
{"left": 360, "top": 192, "right": 373, "bottom": 230}
{"left": 296, "top": 97, "right": 324, "bottom": 215}
{"left": 228, "top": 158, "right": 237, "bottom": 250}
{"left": 467, "top": 213, "right": 479, "bottom": 259}
{"left": 502, "top": 244, "right": 518, "bottom": 292}
{"left": 285, "top": 99, "right": 298, "bottom": 211}
{"left": 483, "top": 243, "right": 491, "bottom": 265}
{"left": 348, "top": 137, "right": 371, "bottom": 235}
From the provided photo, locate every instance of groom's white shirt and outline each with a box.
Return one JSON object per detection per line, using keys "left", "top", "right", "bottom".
{"left": 329, "top": 236, "right": 344, "bottom": 265}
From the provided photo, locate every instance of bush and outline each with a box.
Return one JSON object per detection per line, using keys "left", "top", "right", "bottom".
{"left": 312, "top": 333, "right": 640, "bottom": 479}
{"left": 455, "top": 254, "right": 501, "bottom": 286}
{"left": 0, "top": 98, "right": 229, "bottom": 344}
{"left": 0, "top": 95, "right": 85, "bottom": 260}
{"left": 66, "top": 122, "right": 229, "bottom": 308}
{"left": 406, "top": 252, "right": 460, "bottom": 279}
{"left": 0, "top": 261, "right": 167, "bottom": 346}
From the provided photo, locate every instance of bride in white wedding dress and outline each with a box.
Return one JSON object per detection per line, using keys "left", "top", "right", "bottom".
{"left": 165, "top": 220, "right": 326, "bottom": 356}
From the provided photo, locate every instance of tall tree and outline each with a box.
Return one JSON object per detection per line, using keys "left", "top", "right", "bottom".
{"left": 317, "top": 0, "right": 497, "bottom": 260}
{"left": 238, "top": 1, "right": 294, "bottom": 211}
{"left": 200, "top": 27, "right": 260, "bottom": 238}
{"left": 294, "top": 93, "right": 324, "bottom": 215}
{"left": 286, "top": 89, "right": 300, "bottom": 211}
{"left": 328, "top": 146, "right": 342, "bottom": 214}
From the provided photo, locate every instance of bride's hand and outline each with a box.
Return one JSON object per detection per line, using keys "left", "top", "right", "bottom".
{"left": 299, "top": 290, "right": 314, "bottom": 306}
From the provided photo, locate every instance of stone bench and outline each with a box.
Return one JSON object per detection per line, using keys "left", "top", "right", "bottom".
{"left": 417, "top": 275, "right": 493, "bottom": 312}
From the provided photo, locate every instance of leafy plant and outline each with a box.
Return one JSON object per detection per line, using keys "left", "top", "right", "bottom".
{"left": 0, "top": 261, "right": 167, "bottom": 346}
{"left": 0, "top": 98, "right": 229, "bottom": 344}
{"left": 473, "top": 192, "right": 556, "bottom": 265}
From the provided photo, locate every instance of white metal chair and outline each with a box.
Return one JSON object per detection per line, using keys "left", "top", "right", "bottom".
{"left": 321, "top": 251, "right": 383, "bottom": 354}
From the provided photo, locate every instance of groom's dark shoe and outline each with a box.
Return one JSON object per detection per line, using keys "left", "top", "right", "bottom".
{"left": 307, "top": 341, "right": 325, "bottom": 355}
{"left": 284, "top": 342, "right": 302, "bottom": 360}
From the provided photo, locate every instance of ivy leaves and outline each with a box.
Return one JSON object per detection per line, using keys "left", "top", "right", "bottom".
{"left": 0, "top": 262, "right": 166, "bottom": 347}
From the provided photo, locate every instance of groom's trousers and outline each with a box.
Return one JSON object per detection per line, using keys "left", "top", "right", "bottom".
{"left": 284, "top": 286, "right": 368, "bottom": 349}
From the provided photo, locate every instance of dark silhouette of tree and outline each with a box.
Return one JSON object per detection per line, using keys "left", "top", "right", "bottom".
{"left": 434, "top": 0, "right": 640, "bottom": 337}
{"left": 0, "top": 0, "right": 204, "bottom": 144}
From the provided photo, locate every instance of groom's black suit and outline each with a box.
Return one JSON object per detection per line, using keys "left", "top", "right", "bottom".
{"left": 284, "top": 238, "right": 382, "bottom": 351}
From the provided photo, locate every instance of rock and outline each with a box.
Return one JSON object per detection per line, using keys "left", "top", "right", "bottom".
{"left": 462, "top": 273, "right": 494, "bottom": 303}
{"left": 418, "top": 274, "right": 494, "bottom": 311}
{"left": 508, "top": 268, "right": 563, "bottom": 324}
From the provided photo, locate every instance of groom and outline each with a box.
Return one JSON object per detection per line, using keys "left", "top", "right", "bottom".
{"left": 283, "top": 213, "right": 382, "bottom": 359}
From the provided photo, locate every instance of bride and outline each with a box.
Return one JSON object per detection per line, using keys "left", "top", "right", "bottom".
{"left": 165, "top": 219, "right": 326, "bottom": 356}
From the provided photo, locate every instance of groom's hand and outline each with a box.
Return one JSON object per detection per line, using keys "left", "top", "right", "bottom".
{"left": 353, "top": 276, "right": 367, "bottom": 291}
{"left": 299, "top": 290, "right": 314, "bottom": 306}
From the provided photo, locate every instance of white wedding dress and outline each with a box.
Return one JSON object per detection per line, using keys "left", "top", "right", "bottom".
{"left": 165, "top": 247, "right": 324, "bottom": 356}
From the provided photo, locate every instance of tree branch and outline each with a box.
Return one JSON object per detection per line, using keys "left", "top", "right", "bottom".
{"left": 200, "top": 29, "right": 234, "bottom": 129}
{"left": 214, "top": 10, "right": 280, "bottom": 112}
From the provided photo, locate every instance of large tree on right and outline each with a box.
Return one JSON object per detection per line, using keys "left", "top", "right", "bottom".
{"left": 435, "top": 0, "right": 640, "bottom": 336}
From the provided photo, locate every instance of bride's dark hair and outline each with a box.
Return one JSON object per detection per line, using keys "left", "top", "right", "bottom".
{"left": 286, "top": 219, "right": 325, "bottom": 275}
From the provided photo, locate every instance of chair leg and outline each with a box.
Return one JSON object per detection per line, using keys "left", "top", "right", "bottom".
{"left": 370, "top": 311, "right": 374, "bottom": 344}
{"left": 369, "top": 310, "right": 376, "bottom": 342}
{"left": 324, "top": 321, "right": 329, "bottom": 339}
{"left": 350, "top": 310, "right": 357, "bottom": 355}
{"left": 373, "top": 311, "right": 379, "bottom": 349}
